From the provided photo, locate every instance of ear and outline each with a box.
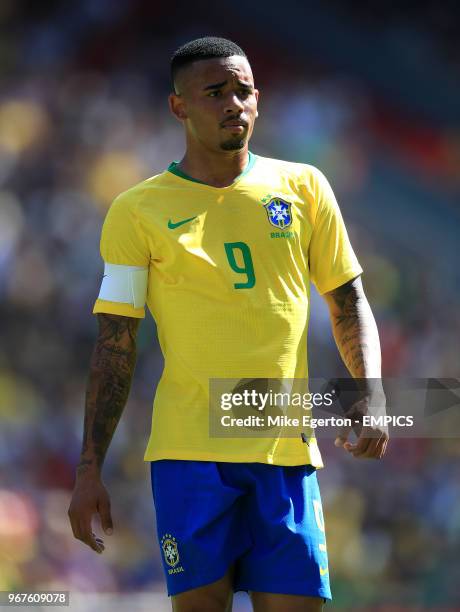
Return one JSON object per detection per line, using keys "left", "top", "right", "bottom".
{"left": 169, "top": 92, "right": 187, "bottom": 122}
{"left": 254, "top": 89, "right": 259, "bottom": 118}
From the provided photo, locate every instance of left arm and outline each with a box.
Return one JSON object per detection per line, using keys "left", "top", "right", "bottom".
{"left": 323, "top": 275, "right": 388, "bottom": 459}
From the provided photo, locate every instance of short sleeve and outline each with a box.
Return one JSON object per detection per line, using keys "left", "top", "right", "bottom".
{"left": 308, "top": 168, "right": 363, "bottom": 295}
{"left": 93, "top": 193, "right": 150, "bottom": 318}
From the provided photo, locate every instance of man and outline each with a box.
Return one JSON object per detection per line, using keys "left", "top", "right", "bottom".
{"left": 68, "top": 37, "right": 388, "bottom": 612}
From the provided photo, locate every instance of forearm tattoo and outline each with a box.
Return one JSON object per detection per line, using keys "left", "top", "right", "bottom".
{"left": 326, "top": 278, "right": 381, "bottom": 379}
{"left": 78, "top": 314, "right": 140, "bottom": 474}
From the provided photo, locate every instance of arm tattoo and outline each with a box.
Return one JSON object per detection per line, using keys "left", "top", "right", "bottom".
{"left": 324, "top": 277, "right": 381, "bottom": 379}
{"left": 78, "top": 314, "right": 140, "bottom": 475}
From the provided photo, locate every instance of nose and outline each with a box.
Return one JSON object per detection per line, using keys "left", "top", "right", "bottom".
{"left": 224, "top": 92, "right": 244, "bottom": 114}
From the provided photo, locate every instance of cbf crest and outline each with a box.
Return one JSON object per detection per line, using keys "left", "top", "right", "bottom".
{"left": 161, "top": 533, "right": 180, "bottom": 567}
{"left": 263, "top": 197, "right": 292, "bottom": 229}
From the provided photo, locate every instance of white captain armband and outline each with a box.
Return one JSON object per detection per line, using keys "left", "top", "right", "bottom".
{"left": 97, "top": 263, "right": 148, "bottom": 309}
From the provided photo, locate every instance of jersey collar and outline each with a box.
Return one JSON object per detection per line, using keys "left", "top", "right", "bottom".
{"left": 167, "top": 151, "right": 256, "bottom": 187}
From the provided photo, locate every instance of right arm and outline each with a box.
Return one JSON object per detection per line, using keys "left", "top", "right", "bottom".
{"left": 68, "top": 313, "right": 140, "bottom": 553}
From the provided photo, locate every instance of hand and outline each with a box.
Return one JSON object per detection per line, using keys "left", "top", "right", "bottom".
{"left": 334, "top": 394, "right": 389, "bottom": 459}
{"left": 68, "top": 468, "right": 113, "bottom": 554}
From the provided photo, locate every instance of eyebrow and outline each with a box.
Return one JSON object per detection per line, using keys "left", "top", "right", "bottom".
{"left": 203, "top": 80, "right": 253, "bottom": 91}
{"left": 203, "top": 80, "right": 227, "bottom": 91}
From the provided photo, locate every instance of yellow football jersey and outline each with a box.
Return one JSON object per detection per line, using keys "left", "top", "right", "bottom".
{"left": 93, "top": 152, "right": 362, "bottom": 467}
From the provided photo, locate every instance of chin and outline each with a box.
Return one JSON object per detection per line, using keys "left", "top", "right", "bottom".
{"left": 220, "top": 139, "right": 246, "bottom": 151}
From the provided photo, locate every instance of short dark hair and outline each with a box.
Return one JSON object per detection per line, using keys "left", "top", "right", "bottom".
{"left": 171, "top": 36, "right": 247, "bottom": 92}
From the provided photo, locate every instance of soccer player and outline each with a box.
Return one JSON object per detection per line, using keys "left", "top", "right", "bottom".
{"left": 68, "top": 37, "right": 388, "bottom": 612}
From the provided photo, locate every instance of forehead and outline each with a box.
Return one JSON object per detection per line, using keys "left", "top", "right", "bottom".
{"left": 179, "top": 56, "right": 254, "bottom": 90}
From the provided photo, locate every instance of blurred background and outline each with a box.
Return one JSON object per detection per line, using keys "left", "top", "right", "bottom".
{"left": 0, "top": 0, "right": 459, "bottom": 610}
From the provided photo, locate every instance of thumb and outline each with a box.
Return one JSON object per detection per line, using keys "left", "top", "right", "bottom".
{"left": 98, "top": 496, "right": 113, "bottom": 535}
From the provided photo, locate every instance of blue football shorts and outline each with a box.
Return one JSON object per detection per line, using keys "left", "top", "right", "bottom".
{"left": 150, "top": 460, "right": 332, "bottom": 600}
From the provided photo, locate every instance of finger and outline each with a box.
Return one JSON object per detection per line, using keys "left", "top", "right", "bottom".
{"left": 93, "top": 532, "right": 106, "bottom": 551}
{"left": 369, "top": 431, "right": 389, "bottom": 459}
{"left": 369, "top": 434, "right": 386, "bottom": 460}
{"left": 351, "top": 425, "right": 386, "bottom": 456}
{"left": 359, "top": 436, "right": 381, "bottom": 459}
{"left": 70, "top": 514, "right": 88, "bottom": 544}
{"left": 378, "top": 437, "right": 389, "bottom": 459}
{"left": 78, "top": 519, "right": 104, "bottom": 554}
{"left": 349, "top": 435, "right": 372, "bottom": 457}
{"left": 68, "top": 510, "right": 80, "bottom": 540}
{"left": 366, "top": 430, "right": 389, "bottom": 459}
{"left": 98, "top": 496, "right": 113, "bottom": 535}
{"left": 335, "top": 423, "right": 353, "bottom": 447}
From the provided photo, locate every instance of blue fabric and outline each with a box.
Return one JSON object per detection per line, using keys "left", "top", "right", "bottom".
{"left": 150, "top": 460, "right": 332, "bottom": 600}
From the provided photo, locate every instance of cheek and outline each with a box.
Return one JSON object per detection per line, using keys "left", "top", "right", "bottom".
{"left": 193, "top": 113, "right": 216, "bottom": 133}
{"left": 246, "top": 97, "right": 258, "bottom": 116}
{"left": 188, "top": 102, "right": 219, "bottom": 126}
{"left": 188, "top": 109, "right": 219, "bottom": 139}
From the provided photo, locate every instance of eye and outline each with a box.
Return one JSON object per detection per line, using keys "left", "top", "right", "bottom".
{"left": 239, "top": 89, "right": 252, "bottom": 99}
{"left": 208, "top": 90, "right": 221, "bottom": 97}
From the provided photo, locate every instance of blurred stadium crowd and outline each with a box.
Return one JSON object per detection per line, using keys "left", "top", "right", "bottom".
{"left": 0, "top": 1, "right": 459, "bottom": 609}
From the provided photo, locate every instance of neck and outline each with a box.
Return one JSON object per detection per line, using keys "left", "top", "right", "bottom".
{"left": 177, "top": 143, "right": 249, "bottom": 188}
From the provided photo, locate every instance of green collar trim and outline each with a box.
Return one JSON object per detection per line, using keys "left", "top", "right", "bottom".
{"left": 167, "top": 151, "right": 256, "bottom": 186}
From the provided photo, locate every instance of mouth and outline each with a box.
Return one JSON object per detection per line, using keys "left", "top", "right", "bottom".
{"left": 221, "top": 119, "right": 248, "bottom": 133}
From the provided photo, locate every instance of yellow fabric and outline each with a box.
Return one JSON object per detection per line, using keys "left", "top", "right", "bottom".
{"left": 93, "top": 155, "right": 363, "bottom": 466}
{"left": 93, "top": 299, "right": 145, "bottom": 319}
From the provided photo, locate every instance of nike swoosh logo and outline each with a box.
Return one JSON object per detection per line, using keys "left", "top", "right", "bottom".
{"left": 319, "top": 566, "right": 329, "bottom": 576}
{"left": 168, "top": 216, "right": 197, "bottom": 229}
